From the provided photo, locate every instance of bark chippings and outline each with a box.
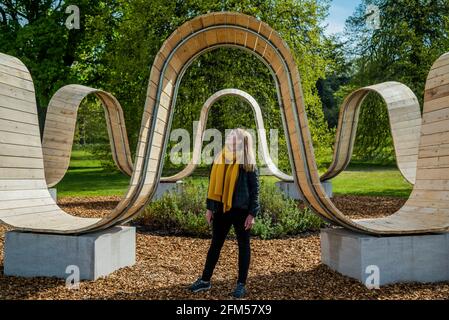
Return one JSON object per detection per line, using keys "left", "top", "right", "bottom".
{"left": 1, "top": 196, "right": 448, "bottom": 300}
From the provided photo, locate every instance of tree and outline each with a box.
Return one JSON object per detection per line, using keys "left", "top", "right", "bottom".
{"left": 316, "top": 37, "right": 352, "bottom": 129}
{"left": 0, "top": 0, "right": 117, "bottom": 131}
{"left": 1, "top": 0, "right": 337, "bottom": 171}
{"left": 77, "top": 0, "right": 335, "bottom": 170}
{"left": 342, "top": 0, "right": 449, "bottom": 160}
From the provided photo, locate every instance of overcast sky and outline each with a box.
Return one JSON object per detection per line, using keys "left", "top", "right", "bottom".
{"left": 324, "top": 0, "right": 362, "bottom": 35}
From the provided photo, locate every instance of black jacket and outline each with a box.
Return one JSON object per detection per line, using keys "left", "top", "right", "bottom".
{"left": 206, "top": 166, "right": 260, "bottom": 217}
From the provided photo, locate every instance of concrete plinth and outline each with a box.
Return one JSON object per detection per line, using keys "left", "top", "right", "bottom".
{"left": 276, "top": 180, "right": 333, "bottom": 200}
{"left": 4, "top": 226, "right": 135, "bottom": 280}
{"left": 153, "top": 181, "right": 184, "bottom": 200}
{"left": 321, "top": 228, "right": 449, "bottom": 286}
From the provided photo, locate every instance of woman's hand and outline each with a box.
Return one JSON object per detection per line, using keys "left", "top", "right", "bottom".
{"left": 244, "top": 214, "right": 255, "bottom": 230}
{"left": 205, "top": 210, "right": 213, "bottom": 225}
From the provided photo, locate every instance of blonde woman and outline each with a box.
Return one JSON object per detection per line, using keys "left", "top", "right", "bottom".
{"left": 189, "top": 129, "right": 260, "bottom": 299}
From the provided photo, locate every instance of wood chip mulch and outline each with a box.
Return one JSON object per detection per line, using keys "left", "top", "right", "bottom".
{"left": 1, "top": 195, "right": 449, "bottom": 300}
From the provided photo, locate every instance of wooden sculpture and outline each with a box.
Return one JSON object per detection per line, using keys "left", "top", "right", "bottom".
{"left": 43, "top": 85, "right": 421, "bottom": 185}
{"left": 164, "top": 85, "right": 420, "bottom": 184}
{"left": 161, "top": 88, "right": 292, "bottom": 182}
{"left": 321, "top": 82, "right": 421, "bottom": 184}
{"left": 42, "top": 87, "right": 293, "bottom": 183}
{"left": 0, "top": 12, "right": 447, "bottom": 235}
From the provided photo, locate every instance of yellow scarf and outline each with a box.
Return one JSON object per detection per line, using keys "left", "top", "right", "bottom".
{"left": 207, "top": 147, "right": 240, "bottom": 213}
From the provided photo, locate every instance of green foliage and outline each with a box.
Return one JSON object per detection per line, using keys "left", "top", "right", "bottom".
{"left": 0, "top": 1, "right": 69, "bottom": 110}
{"left": 5, "top": 1, "right": 448, "bottom": 175}
{"left": 135, "top": 179, "right": 325, "bottom": 239}
{"left": 76, "top": 0, "right": 335, "bottom": 168}
{"left": 74, "top": 97, "right": 116, "bottom": 169}
{"left": 316, "top": 39, "right": 352, "bottom": 129}
{"left": 0, "top": 1, "right": 116, "bottom": 110}
{"left": 1, "top": 1, "right": 337, "bottom": 170}
{"left": 253, "top": 180, "right": 324, "bottom": 239}
{"left": 136, "top": 180, "right": 211, "bottom": 237}
{"left": 342, "top": 0, "right": 449, "bottom": 160}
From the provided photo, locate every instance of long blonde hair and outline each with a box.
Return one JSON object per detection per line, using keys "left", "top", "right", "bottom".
{"left": 224, "top": 128, "right": 256, "bottom": 172}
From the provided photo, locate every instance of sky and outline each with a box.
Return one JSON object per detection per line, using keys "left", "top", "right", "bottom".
{"left": 324, "top": 0, "right": 362, "bottom": 35}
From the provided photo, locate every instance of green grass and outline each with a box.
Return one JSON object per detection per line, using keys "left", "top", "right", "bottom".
{"left": 331, "top": 166, "right": 412, "bottom": 198}
{"left": 56, "top": 150, "right": 130, "bottom": 197}
{"left": 56, "top": 149, "right": 413, "bottom": 198}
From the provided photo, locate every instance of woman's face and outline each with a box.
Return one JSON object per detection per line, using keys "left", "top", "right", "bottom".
{"left": 225, "top": 131, "right": 243, "bottom": 153}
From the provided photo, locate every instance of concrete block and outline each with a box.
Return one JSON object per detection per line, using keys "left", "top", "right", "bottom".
{"left": 153, "top": 181, "right": 184, "bottom": 200}
{"left": 3, "top": 226, "right": 136, "bottom": 280}
{"left": 321, "top": 228, "right": 449, "bottom": 286}
{"left": 276, "top": 180, "right": 333, "bottom": 200}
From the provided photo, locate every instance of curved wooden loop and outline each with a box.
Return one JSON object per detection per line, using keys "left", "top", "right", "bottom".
{"left": 0, "top": 12, "right": 447, "bottom": 235}
{"left": 43, "top": 84, "right": 133, "bottom": 187}
{"left": 161, "top": 88, "right": 292, "bottom": 182}
{"left": 42, "top": 87, "right": 292, "bottom": 183}
{"left": 42, "top": 83, "right": 421, "bottom": 186}
{"left": 321, "top": 82, "right": 421, "bottom": 184}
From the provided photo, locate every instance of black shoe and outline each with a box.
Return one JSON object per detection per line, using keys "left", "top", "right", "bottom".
{"left": 189, "top": 277, "right": 211, "bottom": 293}
{"left": 232, "top": 282, "right": 246, "bottom": 298}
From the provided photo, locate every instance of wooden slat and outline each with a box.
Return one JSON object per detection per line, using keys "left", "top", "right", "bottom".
{"left": 0, "top": 70, "right": 35, "bottom": 92}
{"left": 0, "top": 118, "right": 40, "bottom": 136}
{"left": 0, "top": 83, "right": 35, "bottom": 103}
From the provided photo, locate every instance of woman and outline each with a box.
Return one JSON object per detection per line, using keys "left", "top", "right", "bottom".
{"left": 189, "top": 128, "right": 260, "bottom": 299}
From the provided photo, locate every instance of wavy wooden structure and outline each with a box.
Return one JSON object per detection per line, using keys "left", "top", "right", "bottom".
{"left": 164, "top": 85, "right": 421, "bottom": 184}
{"left": 0, "top": 12, "right": 447, "bottom": 235}
{"left": 42, "top": 87, "right": 292, "bottom": 183}
{"left": 164, "top": 84, "right": 421, "bottom": 184}
{"left": 162, "top": 88, "right": 292, "bottom": 182}
{"left": 42, "top": 83, "right": 421, "bottom": 185}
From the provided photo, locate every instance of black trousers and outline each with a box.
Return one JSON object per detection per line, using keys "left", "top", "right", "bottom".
{"left": 201, "top": 207, "right": 251, "bottom": 284}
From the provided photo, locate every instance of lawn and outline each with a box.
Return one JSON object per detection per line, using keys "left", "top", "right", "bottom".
{"left": 56, "top": 150, "right": 413, "bottom": 198}
{"left": 330, "top": 164, "right": 412, "bottom": 198}
{"left": 56, "top": 150, "right": 130, "bottom": 197}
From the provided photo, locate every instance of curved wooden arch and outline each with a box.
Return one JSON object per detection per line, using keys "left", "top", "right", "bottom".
{"left": 43, "top": 84, "right": 133, "bottom": 187}
{"left": 0, "top": 12, "right": 447, "bottom": 235}
{"left": 161, "top": 88, "right": 292, "bottom": 182}
{"left": 42, "top": 82, "right": 421, "bottom": 186}
{"left": 321, "top": 82, "right": 421, "bottom": 184}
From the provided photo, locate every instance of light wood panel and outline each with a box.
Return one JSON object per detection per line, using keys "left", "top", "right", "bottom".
{"left": 42, "top": 85, "right": 133, "bottom": 187}
{"left": 161, "top": 88, "right": 292, "bottom": 182}
{"left": 321, "top": 82, "right": 421, "bottom": 184}
{"left": 0, "top": 53, "right": 103, "bottom": 233}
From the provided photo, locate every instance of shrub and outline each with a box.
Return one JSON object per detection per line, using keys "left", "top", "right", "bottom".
{"left": 135, "top": 178, "right": 326, "bottom": 239}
